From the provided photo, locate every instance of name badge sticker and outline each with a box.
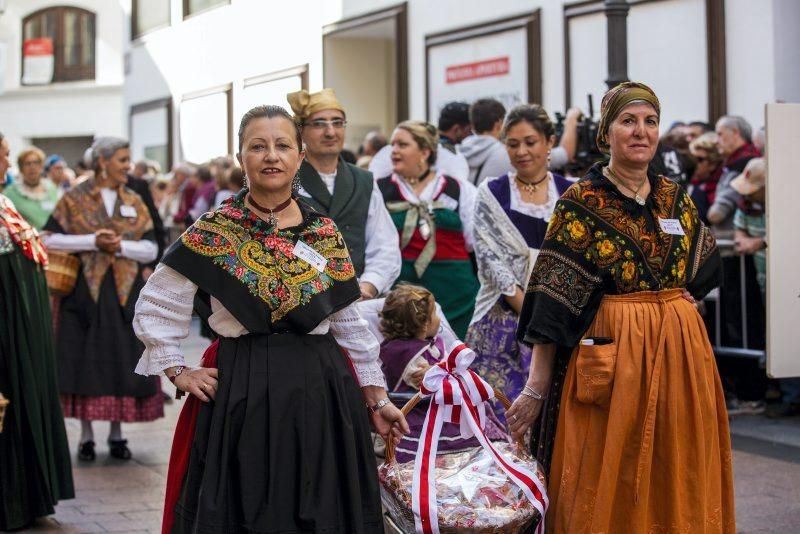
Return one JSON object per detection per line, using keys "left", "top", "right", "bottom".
{"left": 120, "top": 205, "right": 138, "bottom": 218}
{"left": 658, "top": 218, "right": 685, "bottom": 236}
{"left": 41, "top": 201, "right": 56, "bottom": 211}
{"left": 292, "top": 240, "right": 327, "bottom": 272}
{"left": 436, "top": 193, "right": 459, "bottom": 211}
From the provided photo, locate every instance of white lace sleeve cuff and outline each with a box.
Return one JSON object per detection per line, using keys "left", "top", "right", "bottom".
{"left": 328, "top": 303, "right": 387, "bottom": 388}
{"left": 500, "top": 283, "right": 520, "bottom": 297}
{"left": 133, "top": 264, "right": 197, "bottom": 375}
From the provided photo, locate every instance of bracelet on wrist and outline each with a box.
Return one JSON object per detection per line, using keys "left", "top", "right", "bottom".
{"left": 521, "top": 385, "right": 547, "bottom": 400}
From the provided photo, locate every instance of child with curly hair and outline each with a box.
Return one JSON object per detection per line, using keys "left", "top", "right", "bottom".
{"left": 379, "top": 284, "right": 505, "bottom": 462}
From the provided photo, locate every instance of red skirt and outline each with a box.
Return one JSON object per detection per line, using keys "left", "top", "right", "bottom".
{"left": 60, "top": 378, "right": 164, "bottom": 422}
{"left": 162, "top": 340, "right": 218, "bottom": 534}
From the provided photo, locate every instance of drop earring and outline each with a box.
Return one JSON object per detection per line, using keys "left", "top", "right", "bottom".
{"left": 292, "top": 173, "right": 301, "bottom": 193}
{"left": 547, "top": 149, "right": 552, "bottom": 169}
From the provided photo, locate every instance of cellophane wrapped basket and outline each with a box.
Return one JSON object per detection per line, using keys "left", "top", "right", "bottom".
{"left": 379, "top": 389, "right": 545, "bottom": 533}
{"left": 380, "top": 442, "right": 544, "bottom": 533}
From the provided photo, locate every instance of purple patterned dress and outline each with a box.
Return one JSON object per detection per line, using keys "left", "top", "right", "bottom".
{"left": 466, "top": 173, "right": 572, "bottom": 425}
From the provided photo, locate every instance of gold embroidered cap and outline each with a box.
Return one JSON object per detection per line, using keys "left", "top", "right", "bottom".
{"left": 287, "top": 88, "right": 346, "bottom": 122}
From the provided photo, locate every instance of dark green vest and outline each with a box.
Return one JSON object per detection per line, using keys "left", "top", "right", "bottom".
{"left": 297, "top": 158, "right": 372, "bottom": 276}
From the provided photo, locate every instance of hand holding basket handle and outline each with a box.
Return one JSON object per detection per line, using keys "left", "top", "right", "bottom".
{"left": 364, "top": 385, "right": 409, "bottom": 445}
{"left": 506, "top": 391, "right": 545, "bottom": 442}
{"left": 507, "top": 342, "right": 557, "bottom": 441}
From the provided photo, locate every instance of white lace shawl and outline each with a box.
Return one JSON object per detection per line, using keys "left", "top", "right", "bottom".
{"left": 470, "top": 176, "right": 543, "bottom": 324}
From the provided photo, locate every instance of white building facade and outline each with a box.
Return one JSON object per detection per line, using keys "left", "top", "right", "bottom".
{"left": 122, "top": 0, "right": 799, "bottom": 167}
{"left": 0, "top": 0, "right": 127, "bottom": 171}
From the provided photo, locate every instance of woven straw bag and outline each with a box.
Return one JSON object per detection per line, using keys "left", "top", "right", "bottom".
{"left": 45, "top": 251, "right": 80, "bottom": 296}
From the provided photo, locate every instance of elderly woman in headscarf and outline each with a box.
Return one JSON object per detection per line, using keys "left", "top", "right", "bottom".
{"left": 41, "top": 137, "right": 163, "bottom": 462}
{"left": 507, "top": 82, "right": 734, "bottom": 532}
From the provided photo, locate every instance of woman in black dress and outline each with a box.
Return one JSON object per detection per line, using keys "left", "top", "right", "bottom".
{"left": 42, "top": 137, "right": 162, "bottom": 461}
{"left": 134, "top": 105, "right": 408, "bottom": 533}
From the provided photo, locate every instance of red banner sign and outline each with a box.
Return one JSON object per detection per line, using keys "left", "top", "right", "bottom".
{"left": 23, "top": 38, "right": 54, "bottom": 57}
{"left": 445, "top": 56, "right": 510, "bottom": 84}
{"left": 22, "top": 38, "right": 55, "bottom": 85}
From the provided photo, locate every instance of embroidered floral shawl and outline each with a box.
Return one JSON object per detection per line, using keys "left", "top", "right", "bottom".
{"left": 162, "top": 189, "right": 360, "bottom": 335}
{"left": 46, "top": 178, "right": 153, "bottom": 305}
{"left": 0, "top": 194, "right": 48, "bottom": 265}
{"left": 518, "top": 162, "right": 720, "bottom": 349}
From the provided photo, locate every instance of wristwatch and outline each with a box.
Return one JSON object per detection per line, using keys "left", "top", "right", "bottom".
{"left": 368, "top": 397, "right": 391, "bottom": 414}
{"left": 167, "top": 365, "right": 185, "bottom": 383}
{"left": 167, "top": 366, "right": 186, "bottom": 400}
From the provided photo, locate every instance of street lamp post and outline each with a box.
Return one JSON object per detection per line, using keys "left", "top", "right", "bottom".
{"left": 605, "top": 0, "right": 630, "bottom": 89}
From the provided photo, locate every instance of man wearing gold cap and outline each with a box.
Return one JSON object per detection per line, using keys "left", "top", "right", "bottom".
{"left": 288, "top": 88, "right": 400, "bottom": 299}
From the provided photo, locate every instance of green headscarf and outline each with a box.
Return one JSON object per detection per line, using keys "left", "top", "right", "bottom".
{"left": 596, "top": 81, "right": 661, "bottom": 154}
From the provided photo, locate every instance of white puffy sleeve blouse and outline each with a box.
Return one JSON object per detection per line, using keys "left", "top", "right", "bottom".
{"left": 132, "top": 263, "right": 387, "bottom": 388}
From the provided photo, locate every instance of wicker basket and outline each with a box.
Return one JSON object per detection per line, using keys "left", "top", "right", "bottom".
{"left": 45, "top": 251, "right": 80, "bottom": 296}
{"left": 0, "top": 393, "right": 9, "bottom": 433}
{"left": 380, "top": 389, "right": 543, "bottom": 533}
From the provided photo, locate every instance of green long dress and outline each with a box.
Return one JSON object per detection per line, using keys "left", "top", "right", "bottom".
{"left": 376, "top": 174, "right": 480, "bottom": 338}
{"left": 0, "top": 195, "right": 74, "bottom": 530}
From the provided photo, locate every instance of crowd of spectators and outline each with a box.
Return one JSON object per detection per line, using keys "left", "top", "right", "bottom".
{"left": 0, "top": 101, "right": 795, "bottom": 426}
{"left": 657, "top": 114, "right": 797, "bottom": 417}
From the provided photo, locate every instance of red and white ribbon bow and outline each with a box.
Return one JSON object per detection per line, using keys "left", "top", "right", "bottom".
{"left": 410, "top": 343, "right": 548, "bottom": 534}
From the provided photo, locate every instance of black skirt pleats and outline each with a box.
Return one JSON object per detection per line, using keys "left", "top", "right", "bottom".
{"left": 57, "top": 269, "right": 156, "bottom": 398}
{"left": 172, "top": 332, "right": 384, "bottom": 534}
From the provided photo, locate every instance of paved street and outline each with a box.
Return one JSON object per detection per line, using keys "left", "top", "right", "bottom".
{"left": 21, "top": 322, "right": 800, "bottom": 533}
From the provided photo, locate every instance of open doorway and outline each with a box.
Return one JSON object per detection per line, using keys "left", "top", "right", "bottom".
{"left": 322, "top": 3, "right": 407, "bottom": 153}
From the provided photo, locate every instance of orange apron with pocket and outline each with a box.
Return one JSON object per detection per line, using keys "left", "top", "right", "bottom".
{"left": 547, "top": 289, "right": 735, "bottom": 533}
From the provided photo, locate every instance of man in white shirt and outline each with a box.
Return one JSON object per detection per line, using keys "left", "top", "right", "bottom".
{"left": 287, "top": 88, "right": 401, "bottom": 299}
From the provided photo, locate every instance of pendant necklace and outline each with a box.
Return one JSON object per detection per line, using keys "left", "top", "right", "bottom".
{"left": 516, "top": 172, "right": 550, "bottom": 193}
{"left": 605, "top": 166, "right": 647, "bottom": 206}
{"left": 247, "top": 194, "right": 293, "bottom": 228}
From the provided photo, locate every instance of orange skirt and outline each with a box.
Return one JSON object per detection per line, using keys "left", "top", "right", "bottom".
{"left": 547, "top": 289, "right": 735, "bottom": 533}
